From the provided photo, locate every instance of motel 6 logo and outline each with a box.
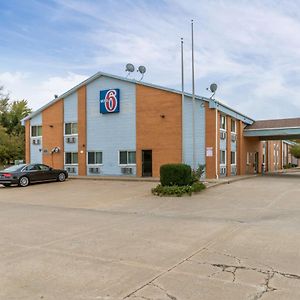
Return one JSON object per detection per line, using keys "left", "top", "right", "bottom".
{"left": 100, "top": 89, "right": 120, "bottom": 114}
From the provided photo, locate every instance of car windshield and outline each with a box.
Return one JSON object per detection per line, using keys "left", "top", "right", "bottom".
{"left": 3, "top": 164, "right": 27, "bottom": 172}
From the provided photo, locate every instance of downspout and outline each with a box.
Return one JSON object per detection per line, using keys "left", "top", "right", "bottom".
{"left": 215, "top": 104, "right": 219, "bottom": 179}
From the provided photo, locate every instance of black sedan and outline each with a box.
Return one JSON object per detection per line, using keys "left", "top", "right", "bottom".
{"left": 0, "top": 164, "right": 68, "bottom": 187}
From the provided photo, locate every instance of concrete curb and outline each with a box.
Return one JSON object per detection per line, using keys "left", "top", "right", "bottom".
{"left": 69, "top": 174, "right": 258, "bottom": 187}
{"left": 203, "top": 174, "right": 259, "bottom": 189}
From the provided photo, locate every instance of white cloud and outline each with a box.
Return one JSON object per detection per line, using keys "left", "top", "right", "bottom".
{"left": 0, "top": 71, "right": 88, "bottom": 110}
{"left": 2, "top": 0, "right": 300, "bottom": 119}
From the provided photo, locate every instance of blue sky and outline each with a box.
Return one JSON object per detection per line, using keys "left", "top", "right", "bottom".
{"left": 1, "top": 0, "right": 300, "bottom": 119}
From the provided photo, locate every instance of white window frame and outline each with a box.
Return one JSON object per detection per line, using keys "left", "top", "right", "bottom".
{"left": 220, "top": 150, "right": 226, "bottom": 166}
{"left": 30, "top": 125, "right": 43, "bottom": 138}
{"left": 64, "top": 122, "right": 78, "bottom": 136}
{"left": 247, "top": 152, "right": 250, "bottom": 165}
{"left": 87, "top": 151, "right": 103, "bottom": 165}
{"left": 220, "top": 115, "right": 226, "bottom": 131}
{"left": 119, "top": 150, "right": 136, "bottom": 166}
{"left": 230, "top": 151, "right": 236, "bottom": 166}
{"left": 64, "top": 152, "right": 79, "bottom": 165}
{"left": 231, "top": 119, "right": 236, "bottom": 134}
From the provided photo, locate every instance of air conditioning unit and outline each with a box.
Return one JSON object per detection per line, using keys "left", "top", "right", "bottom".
{"left": 231, "top": 166, "right": 237, "bottom": 176}
{"left": 220, "top": 166, "right": 227, "bottom": 176}
{"left": 231, "top": 134, "right": 237, "bottom": 142}
{"left": 121, "top": 167, "right": 133, "bottom": 175}
{"left": 66, "top": 137, "right": 76, "bottom": 144}
{"left": 89, "top": 167, "right": 100, "bottom": 174}
{"left": 220, "top": 131, "right": 226, "bottom": 140}
{"left": 66, "top": 167, "right": 76, "bottom": 174}
{"left": 32, "top": 139, "right": 41, "bottom": 145}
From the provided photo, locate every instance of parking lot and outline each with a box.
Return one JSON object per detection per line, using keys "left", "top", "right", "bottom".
{"left": 0, "top": 176, "right": 300, "bottom": 300}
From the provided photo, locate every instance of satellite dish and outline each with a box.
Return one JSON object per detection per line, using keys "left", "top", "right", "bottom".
{"left": 137, "top": 65, "right": 146, "bottom": 81}
{"left": 138, "top": 65, "right": 146, "bottom": 74}
{"left": 125, "top": 63, "right": 135, "bottom": 77}
{"left": 210, "top": 83, "right": 218, "bottom": 93}
{"left": 125, "top": 63, "right": 135, "bottom": 72}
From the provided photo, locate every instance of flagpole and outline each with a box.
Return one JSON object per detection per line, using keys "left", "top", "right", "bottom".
{"left": 181, "top": 38, "right": 185, "bottom": 163}
{"left": 191, "top": 19, "right": 196, "bottom": 170}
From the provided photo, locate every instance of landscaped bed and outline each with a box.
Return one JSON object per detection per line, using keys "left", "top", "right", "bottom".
{"left": 151, "top": 163, "right": 206, "bottom": 197}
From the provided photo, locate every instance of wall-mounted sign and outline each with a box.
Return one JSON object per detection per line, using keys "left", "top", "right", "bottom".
{"left": 206, "top": 147, "right": 213, "bottom": 157}
{"left": 100, "top": 89, "right": 120, "bottom": 114}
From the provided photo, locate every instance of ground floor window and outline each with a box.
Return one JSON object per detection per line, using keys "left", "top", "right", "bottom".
{"left": 65, "top": 152, "right": 78, "bottom": 165}
{"left": 88, "top": 151, "right": 103, "bottom": 165}
{"left": 220, "top": 150, "right": 226, "bottom": 165}
{"left": 231, "top": 151, "right": 236, "bottom": 165}
{"left": 119, "top": 151, "right": 136, "bottom": 165}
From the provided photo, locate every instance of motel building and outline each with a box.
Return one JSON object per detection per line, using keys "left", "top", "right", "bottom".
{"left": 21, "top": 72, "right": 300, "bottom": 179}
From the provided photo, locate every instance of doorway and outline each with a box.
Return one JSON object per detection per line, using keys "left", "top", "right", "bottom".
{"left": 254, "top": 152, "right": 259, "bottom": 173}
{"left": 142, "top": 150, "right": 152, "bottom": 177}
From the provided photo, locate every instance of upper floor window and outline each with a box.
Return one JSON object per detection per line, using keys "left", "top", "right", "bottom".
{"left": 88, "top": 151, "right": 103, "bottom": 165}
{"left": 65, "top": 123, "right": 78, "bottom": 135}
{"left": 220, "top": 150, "right": 226, "bottom": 165}
{"left": 65, "top": 152, "right": 78, "bottom": 165}
{"left": 31, "top": 125, "right": 42, "bottom": 137}
{"left": 220, "top": 115, "right": 226, "bottom": 130}
{"left": 231, "top": 151, "right": 236, "bottom": 165}
{"left": 231, "top": 119, "right": 236, "bottom": 133}
{"left": 119, "top": 151, "right": 136, "bottom": 165}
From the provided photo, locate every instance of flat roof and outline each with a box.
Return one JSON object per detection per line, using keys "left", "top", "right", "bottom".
{"left": 21, "top": 71, "right": 255, "bottom": 124}
{"left": 245, "top": 118, "right": 300, "bottom": 131}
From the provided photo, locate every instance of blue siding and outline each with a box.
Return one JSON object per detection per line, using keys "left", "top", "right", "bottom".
{"left": 220, "top": 134, "right": 226, "bottom": 150}
{"left": 30, "top": 113, "right": 43, "bottom": 163}
{"left": 183, "top": 96, "right": 206, "bottom": 169}
{"left": 231, "top": 141, "right": 237, "bottom": 152}
{"left": 86, "top": 76, "right": 136, "bottom": 175}
{"left": 64, "top": 93, "right": 78, "bottom": 123}
{"left": 64, "top": 93, "right": 78, "bottom": 172}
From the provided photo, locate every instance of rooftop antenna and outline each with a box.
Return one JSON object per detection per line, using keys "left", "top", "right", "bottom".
{"left": 125, "top": 63, "right": 135, "bottom": 78}
{"left": 207, "top": 83, "right": 218, "bottom": 99}
{"left": 137, "top": 65, "right": 146, "bottom": 81}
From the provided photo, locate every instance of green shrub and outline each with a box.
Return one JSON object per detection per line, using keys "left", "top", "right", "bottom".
{"left": 151, "top": 182, "right": 206, "bottom": 197}
{"left": 160, "top": 164, "right": 192, "bottom": 186}
{"left": 191, "top": 182, "right": 206, "bottom": 193}
{"left": 191, "top": 164, "right": 206, "bottom": 183}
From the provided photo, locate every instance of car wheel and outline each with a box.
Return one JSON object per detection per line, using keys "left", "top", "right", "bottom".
{"left": 57, "top": 172, "right": 66, "bottom": 182}
{"left": 19, "top": 176, "right": 30, "bottom": 187}
{"left": 3, "top": 183, "right": 11, "bottom": 187}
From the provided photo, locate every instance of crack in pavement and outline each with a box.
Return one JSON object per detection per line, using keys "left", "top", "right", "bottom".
{"left": 151, "top": 283, "right": 177, "bottom": 300}
{"left": 187, "top": 258, "right": 300, "bottom": 299}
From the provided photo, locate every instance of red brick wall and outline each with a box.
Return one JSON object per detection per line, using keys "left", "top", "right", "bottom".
{"left": 136, "top": 85, "right": 182, "bottom": 177}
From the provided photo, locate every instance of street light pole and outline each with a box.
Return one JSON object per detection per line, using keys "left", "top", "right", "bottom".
{"left": 191, "top": 20, "right": 196, "bottom": 170}
{"left": 181, "top": 38, "right": 185, "bottom": 164}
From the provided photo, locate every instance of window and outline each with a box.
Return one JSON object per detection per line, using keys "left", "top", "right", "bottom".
{"left": 65, "top": 123, "right": 78, "bottom": 135}
{"left": 31, "top": 125, "right": 42, "bottom": 137}
{"left": 220, "top": 150, "right": 226, "bottom": 165}
{"left": 88, "top": 152, "right": 103, "bottom": 164}
{"left": 231, "top": 151, "right": 236, "bottom": 165}
{"left": 231, "top": 119, "right": 236, "bottom": 133}
{"left": 38, "top": 164, "right": 50, "bottom": 171}
{"left": 220, "top": 115, "right": 226, "bottom": 130}
{"left": 119, "top": 151, "right": 136, "bottom": 165}
{"left": 65, "top": 152, "right": 78, "bottom": 164}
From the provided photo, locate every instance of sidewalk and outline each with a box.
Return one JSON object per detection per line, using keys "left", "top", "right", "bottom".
{"left": 69, "top": 174, "right": 258, "bottom": 187}
{"left": 203, "top": 174, "right": 259, "bottom": 189}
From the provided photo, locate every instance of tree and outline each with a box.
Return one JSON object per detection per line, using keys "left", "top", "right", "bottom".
{"left": 290, "top": 144, "right": 300, "bottom": 159}
{"left": 0, "top": 86, "right": 32, "bottom": 165}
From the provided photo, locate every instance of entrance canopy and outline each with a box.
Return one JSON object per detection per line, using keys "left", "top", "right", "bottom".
{"left": 244, "top": 118, "right": 300, "bottom": 140}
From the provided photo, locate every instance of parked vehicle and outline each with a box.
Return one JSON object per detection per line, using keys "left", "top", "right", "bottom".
{"left": 0, "top": 164, "right": 68, "bottom": 187}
